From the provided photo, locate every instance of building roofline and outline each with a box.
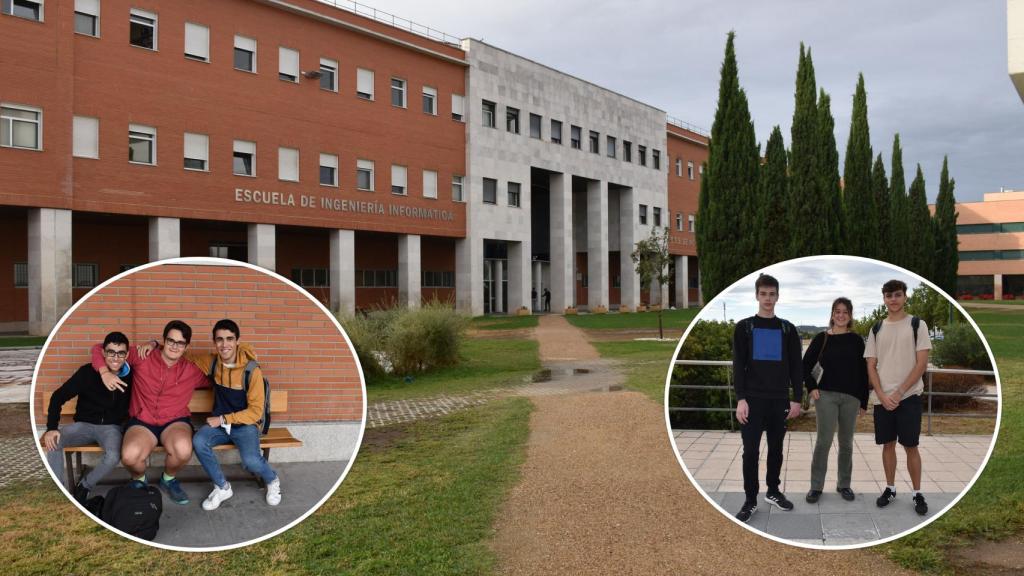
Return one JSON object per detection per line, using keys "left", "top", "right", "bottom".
{"left": 666, "top": 126, "right": 709, "bottom": 147}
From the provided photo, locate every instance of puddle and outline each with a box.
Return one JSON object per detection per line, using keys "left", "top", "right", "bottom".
{"left": 573, "top": 368, "right": 591, "bottom": 375}
{"left": 531, "top": 369, "right": 553, "bottom": 382}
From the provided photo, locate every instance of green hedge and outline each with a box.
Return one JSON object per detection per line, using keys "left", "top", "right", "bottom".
{"left": 669, "top": 320, "right": 735, "bottom": 429}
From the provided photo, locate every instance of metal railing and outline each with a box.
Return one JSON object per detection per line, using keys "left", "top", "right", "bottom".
{"left": 669, "top": 360, "right": 997, "bottom": 435}
{"left": 314, "top": 0, "right": 463, "bottom": 47}
{"left": 666, "top": 116, "right": 710, "bottom": 138}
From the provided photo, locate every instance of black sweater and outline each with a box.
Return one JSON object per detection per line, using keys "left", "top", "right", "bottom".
{"left": 732, "top": 315, "right": 803, "bottom": 402}
{"left": 46, "top": 364, "right": 133, "bottom": 431}
{"left": 802, "top": 331, "right": 869, "bottom": 410}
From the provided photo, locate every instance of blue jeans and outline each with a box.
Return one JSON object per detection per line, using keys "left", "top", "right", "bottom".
{"left": 193, "top": 424, "right": 277, "bottom": 488}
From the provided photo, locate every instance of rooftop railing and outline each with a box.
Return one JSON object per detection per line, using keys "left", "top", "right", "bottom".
{"left": 315, "top": 0, "right": 462, "bottom": 47}
{"left": 667, "top": 116, "right": 710, "bottom": 138}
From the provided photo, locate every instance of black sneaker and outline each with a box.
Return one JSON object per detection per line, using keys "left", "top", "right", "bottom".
{"left": 735, "top": 500, "right": 758, "bottom": 523}
{"left": 876, "top": 487, "right": 896, "bottom": 508}
{"left": 914, "top": 493, "right": 928, "bottom": 515}
{"left": 837, "top": 487, "right": 855, "bottom": 501}
{"left": 765, "top": 491, "right": 794, "bottom": 511}
{"left": 805, "top": 490, "right": 822, "bottom": 503}
{"left": 72, "top": 481, "right": 90, "bottom": 505}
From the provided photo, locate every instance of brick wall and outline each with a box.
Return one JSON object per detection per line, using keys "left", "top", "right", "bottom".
{"left": 666, "top": 125, "right": 708, "bottom": 257}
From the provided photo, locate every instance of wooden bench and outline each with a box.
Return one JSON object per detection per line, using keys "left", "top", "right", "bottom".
{"left": 43, "top": 389, "right": 302, "bottom": 489}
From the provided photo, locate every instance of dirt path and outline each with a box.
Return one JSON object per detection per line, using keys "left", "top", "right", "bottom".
{"left": 533, "top": 315, "right": 599, "bottom": 361}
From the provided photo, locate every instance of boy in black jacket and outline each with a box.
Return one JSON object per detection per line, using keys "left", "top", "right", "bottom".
{"left": 732, "top": 274, "right": 803, "bottom": 523}
{"left": 42, "top": 332, "right": 133, "bottom": 504}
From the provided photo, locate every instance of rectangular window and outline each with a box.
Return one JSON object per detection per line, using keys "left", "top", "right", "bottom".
{"left": 529, "top": 113, "right": 541, "bottom": 139}
{"left": 128, "top": 123, "right": 155, "bottom": 164}
{"left": 72, "top": 115, "right": 98, "bottom": 158}
{"left": 699, "top": 164, "right": 704, "bottom": 177}
{"left": 422, "top": 271, "right": 455, "bottom": 288}
{"left": 687, "top": 161, "right": 695, "bottom": 180}
{"left": 507, "top": 181, "right": 521, "bottom": 207}
{"left": 570, "top": 125, "right": 581, "bottom": 149}
{"left": 589, "top": 131, "right": 599, "bottom": 154}
{"left": 391, "top": 78, "right": 406, "bottom": 108}
{"left": 482, "top": 100, "right": 495, "bottom": 128}
{"left": 357, "top": 159, "right": 374, "bottom": 190}
{"left": 506, "top": 107, "right": 520, "bottom": 133}
{"left": 550, "top": 119, "right": 562, "bottom": 144}
{"left": 355, "top": 269, "right": 397, "bottom": 288}
{"left": 183, "top": 132, "right": 208, "bottom": 171}
{"left": 278, "top": 147, "right": 298, "bottom": 181}
{"left": 676, "top": 213, "right": 682, "bottom": 232}
{"left": 688, "top": 214, "right": 695, "bottom": 232}
{"left": 675, "top": 158, "right": 683, "bottom": 177}
{"left": 292, "top": 268, "right": 329, "bottom": 288}
{"left": 129, "top": 8, "right": 156, "bottom": 50}
{"left": 319, "top": 58, "right": 337, "bottom": 91}
{"left": 451, "top": 94, "right": 464, "bottom": 121}
{"left": 391, "top": 165, "right": 407, "bottom": 195}
{"left": 4, "top": 0, "right": 43, "bottom": 21}
{"left": 319, "top": 153, "right": 338, "bottom": 186}
{"left": 638, "top": 145, "right": 647, "bottom": 166}
{"left": 422, "top": 86, "right": 437, "bottom": 115}
{"left": 623, "top": 140, "right": 632, "bottom": 162}
{"left": 278, "top": 47, "right": 299, "bottom": 82}
{"left": 653, "top": 207, "right": 661, "bottom": 227}
{"left": 483, "top": 177, "right": 497, "bottom": 204}
{"left": 184, "top": 22, "right": 209, "bottom": 62}
{"left": 233, "top": 35, "right": 256, "bottom": 72}
{"left": 13, "top": 262, "right": 27, "bottom": 288}
{"left": 653, "top": 149, "right": 661, "bottom": 170}
{"left": 74, "top": 0, "right": 99, "bottom": 36}
{"left": 452, "top": 175, "right": 464, "bottom": 202}
{"left": 233, "top": 140, "right": 255, "bottom": 176}
{"left": 356, "top": 68, "right": 374, "bottom": 99}
{"left": 72, "top": 263, "right": 98, "bottom": 289}
{"left": 639, "top": 204, "right": 647, "bottom": 225}
{"left": 607, "top": 136, "right": 616, "bottom": 158}
{"left": 423, "top": 170, "right": 437, "bottom": 199}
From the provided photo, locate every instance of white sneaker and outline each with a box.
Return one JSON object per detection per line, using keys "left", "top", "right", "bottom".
{"left": 201, "top": 482, "right": 233, "bottom": 511}
{"left": 266, "top": 477, "right": 281, "bottom": 506}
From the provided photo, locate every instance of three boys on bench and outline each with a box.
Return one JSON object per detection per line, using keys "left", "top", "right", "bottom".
{"left": 43, "top": 319, "right": 282, "bottom": 511}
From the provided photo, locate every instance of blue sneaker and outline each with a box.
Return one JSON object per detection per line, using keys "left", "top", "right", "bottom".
{"left": 159, "top": 476, "right": 190, "bottom": 505}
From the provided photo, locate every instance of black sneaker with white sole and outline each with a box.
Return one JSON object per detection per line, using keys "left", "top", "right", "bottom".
{"left": 876, "top": 487, "right": 896, "bottom": 508}
{"left": 913, "top": 493, "right": 928, "bottom": 515}
{"left": 764, "top": 491, "right": 794, "bottom": 511}
{"left": 735, "top": 500, "right": 758, "bottom": 523}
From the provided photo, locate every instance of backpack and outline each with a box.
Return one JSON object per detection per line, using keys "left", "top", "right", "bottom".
{"left": 871, "top": 316, "right": 921, "bottom": 347}
{"left": 742, "top": 316, "right": 794, "bottom": 361}
{"left": 208, "top": 357, "right": 272, "bottom": 435}
{"left": 101, "top": 484, "right": 162, "bottom": 541}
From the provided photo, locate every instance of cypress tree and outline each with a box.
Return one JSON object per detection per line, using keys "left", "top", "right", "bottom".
{"left": 842, "top": 74, "right": 877, "bottom": 258}
{"left": 907, "top": 164, "right": 935, "bottom": 280}
{"left": 758, "top": 126, "right": 789, "bottom": 268}
{"left": 889, "top": 134, "right": 908, "bottom": 268}
{"left": 817, "top": 89, "right": 843, "bottom": 253}
{"left": 872, "top": 153, "right": 890, "bottom": 259}
{"left": 933, "top": 156, "right": 959, "bottom": 296}
{"left": 788, "top": 44, "right": 827, "bottom": 256}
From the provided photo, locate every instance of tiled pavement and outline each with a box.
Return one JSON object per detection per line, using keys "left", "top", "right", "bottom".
{"left": 0, "top": 436, "right": 48, "bottom": 488}
{"left": 673, "top": 429, "right": 993, "bottom": 545}
{"left": 366, "top": 390, "right": 506, "bottom": 428}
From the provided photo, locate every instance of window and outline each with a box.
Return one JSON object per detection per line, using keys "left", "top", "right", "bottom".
{"left": 356, "top": 269, "right": 397, "bottom": 288}
{"left": 507, "top": 181, "right": 521, "bottom": 207}
{"left": 653, "top": 149, "right": 661, "bottom": 170}
{"left": 607, "top": 136, "right": 616, "bottom": 158}
{"left": 292, "top": 268, "right": 329, "bottom": 288}
{"left": 233, "top": 140, "right": 255, "bottom": 176}
{"left": 699, "top": 164, "right": 704, "bottom": 177}
{"left": 72, "top": 116, "right": 98, "bottom": 158}
{"left": 234, "top": 35, "right": 256, "bottom": 72}
{"left": 391, "top": 78, "right": 406, "bottom": 108}
{"left": 639, "top": 204, "right": 647, "bottom": 225}
{"left": 391, "top": 165, "right": 407, "bottom": 195}
{"left": 423, "top": 170, "right": 437, "bottom": 199}
{"left": 506, "top": 107, "right": 519, "bottom": 133}
{"left": 356, "top": 159, "right": 374, "bottom": 191}
{"left": 653, "top": 207, "right": 661, "bottom": 227}
{"left": 72, "top": 263, "right": 98, "bottom": 289}
{"left": 623, "top": 140, "right": 632, "bottom": 162}
{"left": 570, "top": 125, "right": 581, "bottom": 149}
{"left": 128, "top": 124, "right": 155, "bottom": 164}
{"left": 422, "top": 86, "right": 437, "bottom": 115}
{"left": 675, "top": 158, "right": 683, "bottom": 177}
{"left": 638, "top": 145, "right": 647, "bottom": 166}
{"left": 129, "top": 8, "right": 156, "bottom": 50}
{"left": 687, "top": 161, "right": 695, "bottom": 180}
{"left": 278, "top": 147, "right": 298, "bottom": 181}
{"left": 184, "top": 22, "right": 209, "bottom": 62}
{"left": 209, "top": 243, "right": 245, "bottom": 260}
{"left": 451, "top": 94, "right": 464, "bottom": 121}
{"left": 422, "top": 271, "right": 454, "bottom": 288}
{"left": 13, "top": 263, "right": 27, "bottom": 288}
{"left": 688, "top": 214, "right": 695, "bottom": 232}
{"left": 550, "top": 119, "right": 562, "bottom": 144}
{"left": 482, "top": 100, "right": 495, "bottom": 128}
{"left": 319, "top": 153, "right": 338, "bottom": 186}
{"left": 74, "top": 0, "right": 99, "bottom": 36}
{"left": 3, "top": 0, "right": 42, "bottom": 21}
{"left": 452, "top": 175, "right": 464, "bottom": 202}
{"left": 320, "top": 58, "right": 337, "bottom": 91}
{"left": 675, "top": 213, "right": 682, "bottom": 231}
{"left": 183, "top": 132, "right": 208, "bottom": 171}
{"left": 529, "top": 113, "right": 541, "bottom": 139}
{"left": 589, "top": 131, "right": 599, "bottom": 154}
{"left": 356, "top": 68, "right": 374, "bottom": 99}
{"left": 279, "top": 47, "right": 299, "bottom": 82}
{"left": 483, "top": 177, "right": 497, "bottom": 204}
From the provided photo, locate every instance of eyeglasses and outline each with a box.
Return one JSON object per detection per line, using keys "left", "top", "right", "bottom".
{"left": 103, "top": 349, "right": 128, "bottom": 359}
{"left": 165, "top": 338, "right": 188, "bottom": 349}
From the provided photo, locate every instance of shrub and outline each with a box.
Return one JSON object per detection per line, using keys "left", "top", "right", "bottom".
{"left": 928, "top": 322, "right": 994, "bottom": 411}
{"left": 669, "top": 320, "right": 735, "bottom": 430}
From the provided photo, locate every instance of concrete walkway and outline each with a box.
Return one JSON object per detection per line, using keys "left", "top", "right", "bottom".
{"left": 0, "top": 347, "right": 39, "bottom": 403}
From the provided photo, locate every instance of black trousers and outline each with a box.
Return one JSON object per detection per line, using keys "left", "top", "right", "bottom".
{"left": 741, "top": 396, "right": 790, "bottom": 501}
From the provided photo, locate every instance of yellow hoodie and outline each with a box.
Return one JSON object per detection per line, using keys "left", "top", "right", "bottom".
{"left": 186, "top": 343, "right": 266, "bottom": 426}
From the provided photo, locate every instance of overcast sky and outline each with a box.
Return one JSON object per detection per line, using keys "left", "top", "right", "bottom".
{"left": 349, "top": 0, "right": 1023, "bottom": 202}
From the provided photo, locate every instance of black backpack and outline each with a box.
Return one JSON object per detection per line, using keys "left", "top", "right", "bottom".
{"left": 208, "top": 357, "right": 272, "bottom": 435}
{"left": 101, "top": 484, "right": 162, "bottom": 541}
{"left": 871, "top": 316, "right": 921, "bottom": 347}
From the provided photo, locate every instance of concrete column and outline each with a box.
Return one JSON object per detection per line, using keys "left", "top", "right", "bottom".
{"left": 532, "top": 260, "right": 542, "bottom": 311}
{"left": 329, "top": 229, "right": 355, "bottom": 315}
{"left": 507, "top": 241, "right": 530, "bottom": 313}
{"left": 654, "top": 277, "right": 669, "bottom": 307}
{"left": 618, "top": 187, "right": 640, "bottom": 310}
{"left": 148, "top": 217, "right": 180, "bottom": 261}
{"left": 247, "top": 223, "right": 276, "bottom": 271}
{"left": 587, "top": 179, "right": 609, "bottom": 310}
{"left": 456, "top": 238, "right": 483, "bottom": 316}
{"left": 398, "top": 234, "right": 422, "bottom": 308}
{"left": 549, "top": 173, "right": 573, "bottom": 312}
{"left": 28, "top": 208, "right": 72, "bottom": 336}
{"left": 995, "top": 273, "right": 1004, "bottom": 301}
{"left": 495, "top": 259, "right": 505, "bottom": 314}
{"left": 675, "top": 255, "right": 690, "bottom": 309}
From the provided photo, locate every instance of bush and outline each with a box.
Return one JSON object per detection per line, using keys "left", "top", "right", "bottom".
{"left": 928, "top": 322, "right": 994, "bottom": 411}
{"left": 340, "top": 302, "right": 468, "bottom": 376}
{"left": 669, "top": 320, "right": 735, "bottom": 430}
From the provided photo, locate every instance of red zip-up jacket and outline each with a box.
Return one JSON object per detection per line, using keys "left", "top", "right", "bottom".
{"left": 91, "top": 343, "right": 209, "bottom": 426}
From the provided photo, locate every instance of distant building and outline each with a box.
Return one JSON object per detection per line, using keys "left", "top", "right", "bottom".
{"left": 953, "top": 190, "right": 1024, "bottom": 299}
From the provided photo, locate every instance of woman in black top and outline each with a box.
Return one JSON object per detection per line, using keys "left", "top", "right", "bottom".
{"left": 803, "top": 297, "right": 869, "bottom": 503}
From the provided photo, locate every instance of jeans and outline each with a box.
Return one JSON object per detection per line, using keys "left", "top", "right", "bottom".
{"left": 741, "top": 397, "right": 789, "bottom": 501}
{"left": 45, "top": 422, "right": 123, "bottom": 490}
{"left": 193, "top": 424, "right": 277, "bottom": 487}
{"left": 810, "top": 390, "right": 860, "bottom": 490}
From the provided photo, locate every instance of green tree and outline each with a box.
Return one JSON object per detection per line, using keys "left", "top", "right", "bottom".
{"left": 842, "top": 74, "right": 878, "bottom": 258}
{"left": 788, "top": 44, "right": 828, "bottom": 256}
{"left": 933, "top": 156, "right": 960, "bottom": 296}
{"left": 631, "top": 226, "right": 673, "bottom": 340}
{"left": 907, "top": 165, "right": 936, "bottom": 280}
{"left": 888, "top": 134, "right": 908, "bottom": 268}
{"left": 906, "top": 283, "right": 951, "bottom": 330}
{"left": 817, "top": 89, "right": 844, "bottom": 253}
{"left": 872, "top": 153, "right": 890, "bottom": 257}
{"left": 757, "top": 126, "right": 789, "bottom": 268}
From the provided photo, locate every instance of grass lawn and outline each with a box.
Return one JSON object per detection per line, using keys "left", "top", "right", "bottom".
{"left": 365, "top": 337, "right": 540, "bottom": 403}
{"left": 565, "top": 308, "right": 700, "bottom": 331}
{"left": 592, "top": 340, "right": 679, "bottom": 404}
{"left": 470, "top": 315, "right": 539, "bottom": 330}
{"left": 0, "top": 336, "right": 46, "bottom": 348}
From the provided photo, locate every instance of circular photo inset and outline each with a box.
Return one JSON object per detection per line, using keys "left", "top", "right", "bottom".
{"left": 31, "top": 258, "right": 366, "bottom": 551}
{"left": 665, "top": 256, "right": 1000, "bottom": 548}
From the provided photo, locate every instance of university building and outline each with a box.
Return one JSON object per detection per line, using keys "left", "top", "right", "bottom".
{"left": 953, "top": 190, "right": 1024, "bottom": 299}
{"left": 0, "top": 0, "right": 707, "bottom": 334}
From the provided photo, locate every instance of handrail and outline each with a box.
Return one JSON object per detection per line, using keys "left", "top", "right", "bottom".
{"left": 315, "top": 0, "right": 462, "bottom": 47}
{"left": 666, "top": 116, "right": 710, "bottom": 138}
